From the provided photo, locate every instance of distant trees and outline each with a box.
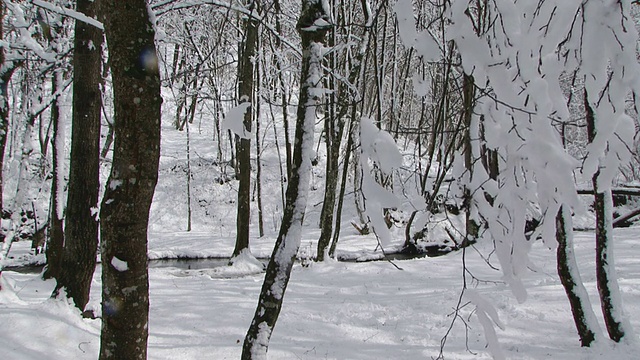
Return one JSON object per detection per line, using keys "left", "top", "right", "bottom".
{"left": 0, "top": 2, "right": 17, "bottom": 240}
{"left": 98, "top": 0, "right": 162, "bottom": 358}
{"left": 316, "top": 0, "right": 372, "bottom": 261}
{"left": 0, "top": 0, "right": 68, "bottom": 278}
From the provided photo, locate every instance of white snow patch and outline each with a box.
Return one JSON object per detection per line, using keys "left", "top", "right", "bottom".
{"left": 109, "top": 179, "right": 123, "bottom": 190}
{"left": 222, "top": 103, "right": 252, "bottom": 139}
{"left": 111, "top": 257, "right": 129, "bottom": 272}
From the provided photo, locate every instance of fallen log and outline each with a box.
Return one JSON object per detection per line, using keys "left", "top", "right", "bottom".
{"left": 577, "top": 188, "right": 640, "bottom": 197}
{"left": 613, "top": 207, "right": 640, "bottom": 228}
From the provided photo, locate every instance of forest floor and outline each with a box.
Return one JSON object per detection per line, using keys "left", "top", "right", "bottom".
{"left": 2, "top": 226, "right": 640, "bottom": 359}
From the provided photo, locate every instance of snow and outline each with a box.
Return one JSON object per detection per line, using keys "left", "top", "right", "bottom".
{"left": 0, "top": 108, "right": 639, "bottom": 358}
{"left": 110, "top": 256, "right": 128, "bottom": 272}
{"left": 31, "top": 0, "right": 104, "bottom": 31}
{"left": 394, "top": 0, "right": 440, "bottom": 61}
{"left": 222, "top": 103, "right": 253, "bottom": 139}
{"left": 4, "top": 228, "right": 640, "bottom": 359}
{"left": 466, "top": 289, "right": 506, "bottom": 360}
{"left": 3, "top": 1, "right": 640, "bottom": 356}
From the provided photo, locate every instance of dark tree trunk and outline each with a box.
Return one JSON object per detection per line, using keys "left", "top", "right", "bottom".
{"left": 186, "top": 120, "right": 192, "bottom": 231}
{"left": 316, "top": 89, "right": 340, "bottom": 261}
{"left": 556, "top": 205, "right": 599, "bottom": 346}
{"left": 255, "top": 56, "right": 264, "bottom": 237}
{"left": 43, "top": 73, "right": 64, "bottom": 281}
{"left": 51, "top": 0, "right": 103, "bottom": 311}
{"left": 462, "top": 73, "right": 478, "bottom": 240}
{"left": 585, "top": 88, "right": 628, "bottom": 342}
{"left": 232, "top": 2, "right": 259, "bottom": 259}
{"left": 98, "top": 0, "right": 162, "bottom": 358}
{"left": 329, "top": 119, "right": 355, "bottom": 257}
{"left": 242, "top": 2, "right": 330, "bottom": 357}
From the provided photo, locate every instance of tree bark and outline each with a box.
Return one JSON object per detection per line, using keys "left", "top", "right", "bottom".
{"left": 232, "top": 1, "right": 259, "bottom": 259}
{"left": 462, "top": 73, "right": 478, "bottom": 240}
{"left": 242, "top": 2, "right": 330, "bottom": 357}
{"left": 255, "top": 55, "right": 264, "bottom": 238}
{"left": 98, "top": 0, "right": 162, "bottom": 358}
{"left": 43, "top": 72, "right": 64, "bottom": 281}
{"left": 556, "top": 205, "right": 600, "bottom": 346}
{"left": 585, "top": 88, "right": 629, "bottom": 342}
{"left": 51, "top": 0, "right": 103, "bottom": 310}
{"left": 329, "top": 119, "right": 355, "bottom": 257}
{"left": 316, "top": 78, "right": 340, "bottom": 260}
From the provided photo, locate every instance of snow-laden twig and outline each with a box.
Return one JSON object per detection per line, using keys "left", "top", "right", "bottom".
{"left": 31, "top": 0, "right": 104, "bottom": 30}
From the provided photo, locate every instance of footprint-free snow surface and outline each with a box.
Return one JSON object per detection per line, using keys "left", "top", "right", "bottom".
{"left": 2, "top": 227, "right": 640, "bottom": 359}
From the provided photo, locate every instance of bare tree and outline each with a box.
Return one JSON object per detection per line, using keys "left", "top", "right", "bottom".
{"left": 51, "top": 0, "right": 103, "bottom": 312}
{"left": 317, "top": 0, "right": 372, "bottom": 260}
{"left": 242, "top": 1, "right": 331, "bottom": 357}
{"left": 585, "top": 88, "right": 630, "bottom": 342}
{"left": 556, "top": 204, "right": 601, "bottom": 346}
{"left": 98, "top": 0, "right": 161, "bottom": 357}
{"left": 232, "top": 0, "right": 260, "bottom": 261}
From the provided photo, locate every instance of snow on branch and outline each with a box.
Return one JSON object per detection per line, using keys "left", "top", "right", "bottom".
{"left": 436, "top": 0, "right": 640, "bottom": 307}
{"left": 4, "top": 0, "right": 56, "bottom": 63}
{"left": 150, "top": 0, "right": 301, "bottom": 57}
{"left": 31, "top": 0, "right": 104, "bottom": 30}
{"left": 393, "top": 0, "right": 440, "bottom": 61}
{"left": 359, "top": 116, "right": 402, "bottom": 246}
{"left": 466, "top": 289, "right": 506, "bottom": 360}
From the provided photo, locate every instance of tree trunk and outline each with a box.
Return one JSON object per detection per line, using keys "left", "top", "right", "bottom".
{"left": 232, "top": 2, "right": 259, "bottom": 259}
{"left": 316, "top": 72, "right": 339, "bottom": 260}
{"left": 462, "top": 73, "right": 478, "bottom": 240}
{"left": 556, "top": 205, "right": 600, "bottom": 346}
{"left": 317, "top": 0, "right": 371, "bottom": 260}
{"left": 352, "top": 119, "right": 368, "bottom": 230}
{"left": 52, "top": 0, "right": 100, "bottom": 304}
{"left": 242, "top": 2, "right": 330, "bottom": 357}
{"left": 585, "top": 88, "right": 630, "bottom": 342}
{"left": 186, "top": 119, "right": 192, "bottom": 232}
{"left": 43, "top": 72, "right": 64, "bottom": 281}
{"left": 329, "top": 119, "right": 355, "bottom": 258}
{"left": 51, "top": 0, "right": 103, "bottom": 310}
{"left": 98, "top": 0, "right": 162, "bottom": 358}
{"left": 255, "top": 55, "right": 264, "bottom": 238}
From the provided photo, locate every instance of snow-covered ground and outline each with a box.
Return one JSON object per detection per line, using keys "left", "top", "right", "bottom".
{"left": 2, "top": 227, "right": 640, "bottom": 359}
{"left": 2, "top": 103, "right": 639, "bottom": 359}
